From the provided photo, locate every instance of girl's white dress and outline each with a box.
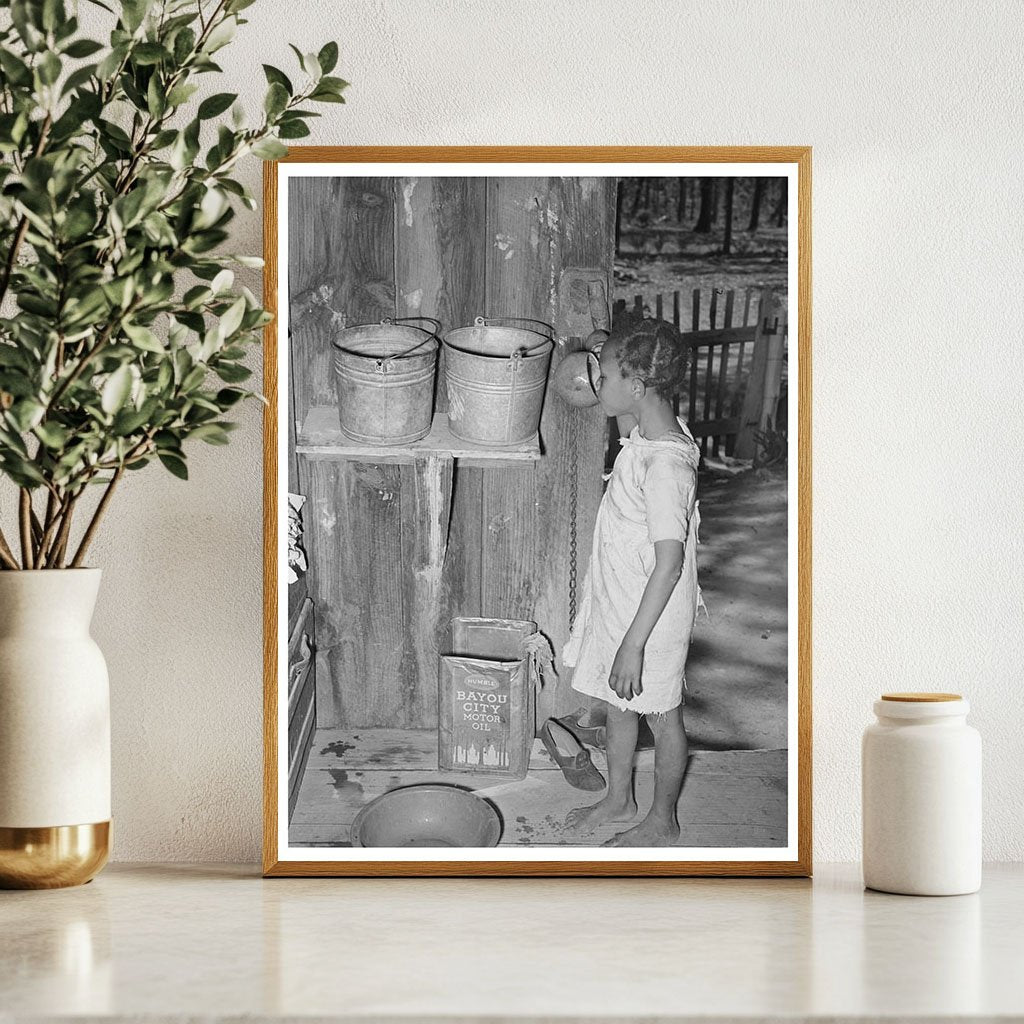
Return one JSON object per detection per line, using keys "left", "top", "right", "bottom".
{"left": 563, "top": 421, "right": 701, "bottom": 714}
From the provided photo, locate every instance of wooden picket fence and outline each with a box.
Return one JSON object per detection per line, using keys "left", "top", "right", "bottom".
{"left": 611, "top": 286, "right": 787, "bottom": 461}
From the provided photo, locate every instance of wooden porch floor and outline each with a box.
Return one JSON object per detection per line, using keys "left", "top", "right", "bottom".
{"left": 289, "top": 729, "right": 787, "bottom": 848}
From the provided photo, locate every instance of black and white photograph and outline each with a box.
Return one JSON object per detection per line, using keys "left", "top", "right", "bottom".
{"left": 267, "top": 151, "right": 809, "bottom": 874}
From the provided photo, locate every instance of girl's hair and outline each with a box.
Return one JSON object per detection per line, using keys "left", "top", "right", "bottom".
{"left": 612, "top": 318, "right": 689, "bottom": 401}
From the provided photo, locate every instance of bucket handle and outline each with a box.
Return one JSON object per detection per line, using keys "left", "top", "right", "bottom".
{"left": 338, "top": 316, "right": 441, "bottom": 370}
{"left": 473, "top": 315, "right": 554, "bottom": 347}
{"left": 379, "top": 317, "right": 442, "bottom": 360}
{"left": 473, "top": 317, "right": 553, "bottom": 372}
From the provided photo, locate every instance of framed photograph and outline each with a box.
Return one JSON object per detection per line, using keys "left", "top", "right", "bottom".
{"left": 263, "top": 147, "right": 811, "bottom": 877}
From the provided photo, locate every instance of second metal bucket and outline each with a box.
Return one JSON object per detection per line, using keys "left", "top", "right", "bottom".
{"left": 443, "top": 317, "right": 554, "bottom": 446}
{"left": 333, "top": 318, "right": 439, "bottom": 445}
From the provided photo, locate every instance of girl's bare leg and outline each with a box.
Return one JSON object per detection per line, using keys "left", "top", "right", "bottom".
{"left": 604, "top": 705, "right": 687, "bottom": 846}
{"left": 565, "top": 702, "right": 639, "bottom": 830}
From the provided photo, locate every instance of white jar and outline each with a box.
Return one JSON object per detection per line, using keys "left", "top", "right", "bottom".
{"left": 862, "top": 693, "right": 981, "bottom": 895}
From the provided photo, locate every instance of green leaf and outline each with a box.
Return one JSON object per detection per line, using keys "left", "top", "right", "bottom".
{"left": 251, "top": 137, "right": 287, "bottom": 160}
{"left": 277, "top": 120, "right": 310, "bottom": 140}
{"left": 317, "top": 41, "right": 339, "bottom": 75}
{"left": 0, "top": 50, "right": 33, "bottom": 86}
{"left": 63, "top": 38, "right": 104, "bottom": 58}
{"left": 101, "top": 365, "right": 133, "bottom": 414}
{"left": 203, "top": 16, "right": 236, "bottom": 53}
{"left": 198, "top": 91, "right": 237, "bottom": 119}
{"left": 189, "top": 423, "right": 230, "bottom": 445}
{"left": 132, "top": 42, "right": 169, "bottom": 66}
{"left": 210, "top": 268, "right": 233, "bottom": 294}
{"left": 60, "top": 63, "right": 97, "bottom": 96}
{"left": 217, "top": 296, "right": 246, "bottom": 339}
{"left": 166, "top": 82, "right": 199, "bottom": 107}
{"left": 146, "top": 74, "right": 166, "bottom": 117}
{"left": 216, "top": 388, "right": 247, "bottom": 407}
{"left": 262, "top": 64, "right": 292, "bottom": 94}
{"left": 121, "top": 0, "right": 151, "bottom": 33}
{"left": 264, "top": 82, "right": 288, "bottom": 117}
{"left": 181, "top": 365, "right": 206, "bottom": 391}
{"left": 319, "top": 76, "right": 349, "bottom": 93}
{"left": 34, "top": 421, "right": 70, "bottom": 449}
{"left": 9, "top": 399, "right": 45, "bottom": 432}
{"left": 309, "top": 88, "right": 346, "bottom": 104}
{"left": 183, "top": 284, "right": 211, "bottom": 309}
{"left": 299, "top": 51, "right": 321, "bottom": 80}
{"left": 96, "top": 43, "right": 127, "bottom": 80}
{"left": 158, "top": 452, "right": 188, "bottom": 479}
{"left": 172, "top": 27, "right": 196, "bottom": 65}
{"left": 10, "top": 1, "right": 44, "bottom": 52}
{"left": 214, "top": 362, "right": 251, "bottom": 383}
{"left": 123, "top": 322, "right": 164, "bottom": 353}
{"left": 38, "top": 51, "right": 62, "bottom": 86}
{"left": 112, "top": 406, "right": 150, "bottom": 435}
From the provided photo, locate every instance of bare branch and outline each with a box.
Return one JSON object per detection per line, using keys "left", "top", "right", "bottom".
{"left": 70, "top": 466, "right": 124, "bottom": 568}
{"left": 18, "top": 489, "right": 34, "bottom": 569}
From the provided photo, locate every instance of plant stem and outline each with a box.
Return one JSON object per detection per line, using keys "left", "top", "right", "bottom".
{"left": 18, "top": 489, "right": 34, "bottom": 569}
{"left": 45, "top": 492, "right": 79, "bottom": 569}
{"left": 0, "top": 527, "right": 19, "bottom": 570}
{"left": 0, "top": 113, "right": 52, "bottom": 309}
{"left": 0, "top": 216, "right": 30, "bottom": 310}
{"left": 46, "top": 299, "right": 139, "bottom": 413}
{"left": 36, "top": 487, "right": 67, "bottom": 566}
{"left": 70, "top": 466, "right": 124, "bottom": 568}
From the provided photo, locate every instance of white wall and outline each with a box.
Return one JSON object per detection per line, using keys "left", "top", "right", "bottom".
{"left": 69, "top": 0, "right": 1024, "bottom": 862}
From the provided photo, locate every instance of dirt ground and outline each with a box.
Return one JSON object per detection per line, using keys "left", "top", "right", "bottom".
{"left": 682, "top": 465, "right": 789, "bottom": 751}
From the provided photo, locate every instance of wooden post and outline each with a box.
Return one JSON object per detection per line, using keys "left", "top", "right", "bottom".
{"left": 299, "top": 177, "right": 398, "bottom": 729}
{"left": 402, "top": 455, "right": 454, "bottom": 727}
{"left": 394, "top": 176, "right": 487, "bottom": 707}
{"left": 734, "top": 289, "right": 784, "bottom": 460}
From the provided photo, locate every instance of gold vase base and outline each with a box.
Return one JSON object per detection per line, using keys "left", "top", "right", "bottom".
{"left": 0, "top": 821, "right": 110, "bottom": 889}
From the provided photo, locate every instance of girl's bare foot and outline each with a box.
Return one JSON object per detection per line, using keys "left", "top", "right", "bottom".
{"left": 603, "top": 813, "right": 679, "bottom": 847}
{"left": 565, "top": 795, "right": 638, "bottom": 832}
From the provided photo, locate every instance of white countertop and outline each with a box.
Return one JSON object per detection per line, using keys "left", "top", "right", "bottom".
{"left": 2, "top": 862, "right": 1022, "bottom": 1021}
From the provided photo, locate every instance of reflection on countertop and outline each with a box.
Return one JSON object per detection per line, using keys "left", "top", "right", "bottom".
{"left": 2, "top": 863, "right": 1021, "bottom": 1019}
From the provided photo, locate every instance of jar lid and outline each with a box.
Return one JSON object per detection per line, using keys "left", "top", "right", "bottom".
{"left": 880, "top": 692, "right": 962, "bottom": 702}
{"left": 874, "top": 694, "right": 969, "bottom": 720}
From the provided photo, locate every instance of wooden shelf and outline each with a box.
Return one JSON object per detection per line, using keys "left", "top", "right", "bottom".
{"left": 296, "top": 406, "right": 541, "bottom": 466}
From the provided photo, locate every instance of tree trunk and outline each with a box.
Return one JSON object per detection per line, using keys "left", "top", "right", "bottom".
{"left": 615, "top": 178, "right": 624, "bottom": 253}
{"left": 722, "top": 177, "right": 735, "bottom": 255}
{"left": 772, "top": 178, "right": 788, "bottom": 226}
{"left": 628, "top": 178, "right": 644, "bottom": 217}
{"left": 747, "top": 177, "right": 766, "bottom": 231}
{"left": 693, "top": 178, "right": 714, "bottom": 233}
{"left": 676, "top": 177, "right": 685, "bottom": 222}
{"left": 710, "top": 179, "right": 718, "bottom": 225}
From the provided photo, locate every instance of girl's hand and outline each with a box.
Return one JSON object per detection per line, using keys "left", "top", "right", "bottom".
{"left": 609, "top": 642, "right": 644, "bottom": 700}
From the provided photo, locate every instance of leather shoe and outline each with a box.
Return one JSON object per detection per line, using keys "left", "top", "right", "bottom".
{"left": 556, "top": 705, "right": 656, "bottom": 751}
{"left": 555, "top": 706, "right": 606, "bottom": 748}
{"left": 540, "top": 719, "right": 606, "bottom": 791}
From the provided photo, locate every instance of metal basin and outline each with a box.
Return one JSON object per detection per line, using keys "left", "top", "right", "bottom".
{"left": 350, "top": 785, "right": 502, "bottom": 848}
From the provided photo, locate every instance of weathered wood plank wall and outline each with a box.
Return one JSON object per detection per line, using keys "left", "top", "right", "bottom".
{"left": 535, "top": 178, "right": 614, "bottom": 721}
{"left": 289, "top": 176, "right": 613, "bottom": 729}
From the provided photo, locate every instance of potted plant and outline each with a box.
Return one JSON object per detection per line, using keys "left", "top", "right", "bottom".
{"left": 0, "top": 0, "right": 345, "bottom": 887}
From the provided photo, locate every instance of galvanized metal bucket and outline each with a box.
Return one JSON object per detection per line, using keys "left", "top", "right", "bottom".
{"left": 333, "top": 318, "right": 440, "bottom": 445}
{"left": 443, "top": 317, "right": 554, "bottom": 446}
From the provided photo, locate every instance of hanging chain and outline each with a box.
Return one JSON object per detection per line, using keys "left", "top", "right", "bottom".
{"left": 568, "top": 414, "right": 579, "bottom": 626}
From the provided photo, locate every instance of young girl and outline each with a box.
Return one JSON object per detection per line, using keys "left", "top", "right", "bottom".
{"left": 562, "top": 318, "right": 701, "bottom": 847}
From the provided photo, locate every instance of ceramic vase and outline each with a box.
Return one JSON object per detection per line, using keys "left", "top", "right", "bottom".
{"left": 862, "top": 692, "right": 982, "bottom": 896}
{"left": 0, "top": 569, "right": 111, "bottom": 888}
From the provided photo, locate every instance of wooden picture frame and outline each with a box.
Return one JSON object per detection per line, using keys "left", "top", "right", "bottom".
{"left": 263, "top": 147, "right": 811, "bottom": 877}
